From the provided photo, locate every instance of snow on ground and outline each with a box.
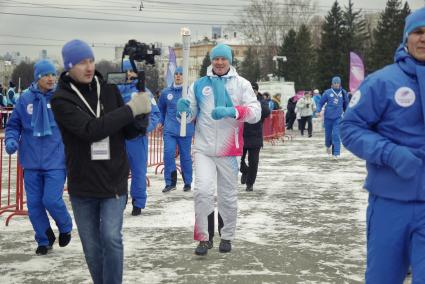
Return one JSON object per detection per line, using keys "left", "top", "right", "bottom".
{"left": 0, "top": 125, "right": 399, "bottom": 283}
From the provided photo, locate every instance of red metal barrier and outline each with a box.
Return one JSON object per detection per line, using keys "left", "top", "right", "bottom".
{"left": 0, "top": 137, "right": 26, "bottom": 226}
{"left": 263, "top": 110, "right": 287, "bottom": 144}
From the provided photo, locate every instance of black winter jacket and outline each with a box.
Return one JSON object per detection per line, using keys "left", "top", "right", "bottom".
{"left": 243, "top": 94, "right": 271, "bottom": 149}
{"left": 51, "top": 71, "right": 139, "bottom": 198}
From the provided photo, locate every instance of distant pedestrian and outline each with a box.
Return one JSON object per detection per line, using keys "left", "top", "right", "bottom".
{"left": 117, "top": 59, "right": 161, "bottom": 216}
{"left": 312, "top": 89, "right": 321, "bottom": 118}
{"left": 286, "top": 95, "right": 297, "bottom": 130}
{"left": 158, "top": 66, "right": 194, "bottom": 193}
{"left": 316, "top": 76, "right": 348, "bottom": 159}
{"left": 295, "top": 90, "right": 315, "bottom": 137}
{"left": 269, "top": 93, "right": 281, "bottom": 110}
{"left": 240, "top": 82, "right": 271, "bottom": 191}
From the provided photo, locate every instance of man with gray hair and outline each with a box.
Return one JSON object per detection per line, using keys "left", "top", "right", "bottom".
{"left": 177, "top": 43, "right": 261, "bottom": 256}
{"left": 341, "top": 7, "right": 425, "bottom": 282}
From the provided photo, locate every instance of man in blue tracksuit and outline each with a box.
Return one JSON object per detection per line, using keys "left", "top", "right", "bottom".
{"left": 117, "top": 59, "right": 160, "bottom": 216}
{"left": 5, "top": 59, "right": 73, "bottom": 255}
{"left": 316, "top": 76, "right": 348, "bottom": 159}
{"left": 341, "top": 8, "right": 425, "bottom": 283}
{"left": 158, "top": 67, "right": 194, "bottom": 193}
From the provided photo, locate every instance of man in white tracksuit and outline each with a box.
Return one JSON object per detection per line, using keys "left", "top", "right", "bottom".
{"left": 176, "top": 44, "right": 261, "bottom": 256}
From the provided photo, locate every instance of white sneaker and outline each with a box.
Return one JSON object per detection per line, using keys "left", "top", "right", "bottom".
{"left": 333, "top": 155, "right": 339, "bottom": 160}
{"left": 326, "top": 147, "right": 332, "bottom": 158}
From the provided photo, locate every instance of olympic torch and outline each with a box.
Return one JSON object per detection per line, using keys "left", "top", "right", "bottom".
{"left": 180, "top": 27, "right": 191, "bottom": 137}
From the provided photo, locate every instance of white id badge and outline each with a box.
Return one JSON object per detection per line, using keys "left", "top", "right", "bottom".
{"left": 91, "top": 137, "right": 111, "bottom": 160}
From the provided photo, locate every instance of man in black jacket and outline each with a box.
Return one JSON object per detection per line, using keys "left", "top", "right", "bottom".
{"left": 240, "top": 82, "right": 271, "bottom": 191}
{"left": 51, "top": 39, "right": 151, "bottom": 284}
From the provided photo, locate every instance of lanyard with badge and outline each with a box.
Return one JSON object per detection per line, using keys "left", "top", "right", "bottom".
{"left": 331, "top": 89, "right": 342, "bottom": 105}
{"left": 70, "top": 76, "right": 110, "bottom": 160}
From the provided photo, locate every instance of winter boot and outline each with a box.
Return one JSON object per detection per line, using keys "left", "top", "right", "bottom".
{"left": 246, "top": 184, "right": 253, "bottom": 192}
{"left": 46, "top": 227, "right": 56, "bottom": 247}
{"left": 35, "top": 245, "right": 50, "bottom": 255}
{"left": 219, "top": 239, "right": 232, "bottom": 253}
{"left": 132, "top": 207, "right": 142, "bottom": 216}
{"left": 183, "top": 184, "right": 191, "bottom": 192}
{"left": 195, "top": 241, "right": 209, "bottom": 256}
{"left": 131, "top": 199, "right": 142, "bottom": 216}
{"left": 59, "top": 232, "right": 72, "bottom": 247}
{"left": 162, "top": 185, "right": 176, "bottom": 193}
{"left": 171, "top": 170, "right": 177, "bottom": 187}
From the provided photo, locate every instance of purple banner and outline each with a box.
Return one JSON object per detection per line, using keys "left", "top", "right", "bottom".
{"left": 349, "top": 52, "right": 365, "bottom": 92}
{"left": 165, "top": 47, "right": 177, "bottom": 87}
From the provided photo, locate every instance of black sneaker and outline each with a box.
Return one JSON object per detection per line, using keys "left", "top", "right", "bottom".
{"left": 59, "top": 232, "right": 71, "bottom": 247}
{"left": 241, "top": 173, "right": 247, "bottom": 185}
{"left": 194, "top": 241, "right": 209, "bottom": 256}
{"left": 246, "top": 185, "right": 253, "bottom": 192}
{"left": 183, "top": 184, "right": 191, "bottom": 192}
{"left": 206, "top": 240, "right": 213, "bottom": 249}
{"left": 219, "top": 239, "right": 232, "bottom": 253}
{"left": 46, "top": 227, "right": 56, "bottom": 247}
{"left": 35, "top": 245, "right": 50, "bottom": 255}
{"left": 132, "top": 206, "right": 142, "bottom": 216}
{"left": 162, "top": 185, "right": 176, "bottom": 193}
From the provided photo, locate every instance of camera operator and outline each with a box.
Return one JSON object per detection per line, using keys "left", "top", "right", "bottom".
{"left": 51, "top": 39, "right": 151, "bottom": 284}
{"left": 117, "top": 59, "right": 160, "bottom": 216}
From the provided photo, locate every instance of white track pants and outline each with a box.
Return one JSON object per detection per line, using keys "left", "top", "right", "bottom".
{"left": 193, "top": 152, "right": 239, "bottom": 241}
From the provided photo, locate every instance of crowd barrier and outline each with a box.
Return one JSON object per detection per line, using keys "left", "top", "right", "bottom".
{"left": 0, "top": 110, "right": 288, "bottom": 225}
{"left": 0, "top": 107, "right": 14, "bottom": 129}
{"left": 263, "top": 110, "right": 289, "bottom": 144}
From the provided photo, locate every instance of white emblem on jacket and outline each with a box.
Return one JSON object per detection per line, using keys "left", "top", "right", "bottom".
{"left": 394, "top": 87, "right": 415, "bottom": 108}
{"left": 349, "top": 90, "right": 361, "bottom": 108}
{"left": 167, "top": 93, "right": 173, "bottom": 100}
{"left": 27, "top": 104, "right": 33, "bottom": 115}
{"left": 202, "top": 86, "right": 212, "bottom": 96}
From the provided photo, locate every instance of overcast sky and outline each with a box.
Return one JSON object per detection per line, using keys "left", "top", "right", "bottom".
{"left": 0, "top": 0, "right": 423, "bottom": 62}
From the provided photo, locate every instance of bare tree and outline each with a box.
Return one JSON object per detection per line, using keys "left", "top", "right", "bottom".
{"left": 230, "top": 0, "right": 317, "bottom": 79}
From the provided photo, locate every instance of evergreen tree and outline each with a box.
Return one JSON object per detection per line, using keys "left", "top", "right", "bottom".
{"left": 239, "top": 47, "right": 261, "bottom": 83}
{"left": 315, "top": 0, "right": 346, "bottom": 92}
{"left": 342, "top": 0, "right": 369, "bottom": 82}
{"left": 277, "top": 29, "right": 297, "bottom": 82}
{"left": 199, "top": 51, "right": 210, "bottom": 77}
{"left": 294, "top": 24, "right": 314, "bottom": 90}
{"left": 368, "top": 0, "right": 410, "bottom": 72}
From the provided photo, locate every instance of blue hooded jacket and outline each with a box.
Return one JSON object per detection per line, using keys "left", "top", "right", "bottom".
{"left": 158, "top": 84, "right": 195, "bottom": 137}
{"left": 117, "top": 81, "right": 160, "bottom": 133}
{"left": 317, "top": 87, "right": 348, "bottom": 119}
{"left": 341, "top": 44, "right": 425, "bottom": 201}
{"left": 5, "top": 83, "right": 65, "bottom": 170}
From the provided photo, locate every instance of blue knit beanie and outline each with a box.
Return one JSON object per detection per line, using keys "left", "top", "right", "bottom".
{"left": 62, "top": 39, "right": 95, "bottom": 71}
{"left": 122, "top": 59, "right": 133, "bottom": 72}
{"left": 331, "top": 76, "right": 341, "bottom": 84}
{"left": 175, "top": 66, "right": 183, "bottom": 74}
{"left": 403, "top": 7, "right": 425, "bottom": 44}
{"left": 34, "top": 59, "right": 56, "bottom": 81}
{"left": 210, "top": 44, "right": 232, "bottom": 64}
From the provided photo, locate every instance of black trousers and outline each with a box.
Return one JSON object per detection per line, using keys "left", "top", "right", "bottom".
{"left": 240, "top": 147, "right": 261, "bottom": 186}
{"left": 208, "top": 211, "right": 223, "bottom": 241}
{"left": 299, "top": 115, "right": 313, "bottom": 136}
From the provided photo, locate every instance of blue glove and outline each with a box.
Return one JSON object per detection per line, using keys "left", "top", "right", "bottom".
{"left": 387, "top": 146, "right": 422, "bottom": 179}
{"left": 5, "top": 140, "right": 18, "bottom": 155}
{"left": 211, "top": 106, "right": 236, "bottom": 120}
{"left": 176, "top": 98, "right": 190, "bottom": 113}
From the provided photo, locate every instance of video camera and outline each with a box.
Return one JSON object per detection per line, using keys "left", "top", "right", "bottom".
{"left": 107, "top": 39, "right": 161, "bottom": 135}
{"left": 106, "top": 39, "right": 161, "bottom": 91}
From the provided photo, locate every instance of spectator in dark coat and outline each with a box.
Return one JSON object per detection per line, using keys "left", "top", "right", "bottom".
{"left": 240, "top": 82, "right": 271, "bottom": 191}
{"left": 286, "top": 96, "right": 297, "bottom": 130}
